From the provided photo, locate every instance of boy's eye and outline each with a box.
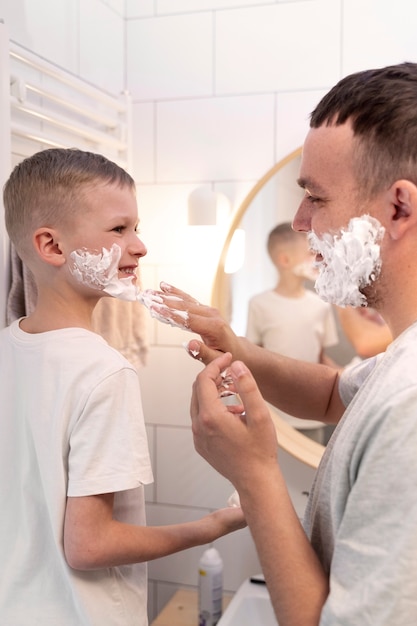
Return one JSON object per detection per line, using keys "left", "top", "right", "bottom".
{"left": 112, "top": 226, "right": 124, "bottom": 233}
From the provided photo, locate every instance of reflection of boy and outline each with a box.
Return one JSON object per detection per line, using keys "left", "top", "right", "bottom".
{"left": 246, "top": 222, "right": 338, "bottom": 442}
{"left": 0, "top": 148, "right": 244, "bottom": 625}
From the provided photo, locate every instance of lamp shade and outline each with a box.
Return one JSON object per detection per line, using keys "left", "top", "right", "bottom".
{"left": 188, "top": 187, "right": 218, "bottom": 226}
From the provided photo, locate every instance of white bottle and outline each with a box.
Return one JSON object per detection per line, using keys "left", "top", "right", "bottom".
{"left": 198, "top": 547, "right": 223, "bottom": 626}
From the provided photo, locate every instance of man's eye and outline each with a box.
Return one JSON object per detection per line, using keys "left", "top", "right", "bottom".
{"left": 306, "top": 192, "right": 320, "bottom": 204}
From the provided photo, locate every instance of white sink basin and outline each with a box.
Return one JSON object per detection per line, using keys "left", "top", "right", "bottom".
{"left": 219, "top": 577, "right": 278, "bottom": 626}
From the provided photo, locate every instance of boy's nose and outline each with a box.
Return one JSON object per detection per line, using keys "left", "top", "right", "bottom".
{"left": 131, "top": 235, "right": 147, "bottom": 258}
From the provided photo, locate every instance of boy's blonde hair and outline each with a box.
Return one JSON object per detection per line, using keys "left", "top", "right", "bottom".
{"left": 267, "top": 222, "right": 300, "bottom": 258}
{"left": 4, "top": 148, "right": 135, "bottom": 262}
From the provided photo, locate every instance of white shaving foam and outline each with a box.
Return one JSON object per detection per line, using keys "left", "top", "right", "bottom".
{"left": 69, "top": 244, "right": 193, "bottom": 328}
{"left": 227, "top": 490, "right": 241, "bottom": 508}
{"left": 69, "top": 243, "right": 139, "bottom": 301}
{"left": 308, "top": 215, "right": 385, "bottom": 307}
{"left": 292, "top": 260, "right": 318, "bottom": 282}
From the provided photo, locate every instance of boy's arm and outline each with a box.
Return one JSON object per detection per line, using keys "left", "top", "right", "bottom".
{"left": 64, "top": 494, "right": 245, "bottom": 570}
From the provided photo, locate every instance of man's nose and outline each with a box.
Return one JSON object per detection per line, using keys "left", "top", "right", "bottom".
{"left": 292, "top": 200, "right": 312, "bottom": 233}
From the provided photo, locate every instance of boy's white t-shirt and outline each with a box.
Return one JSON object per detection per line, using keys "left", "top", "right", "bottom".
{"left": 246, "top": 289, "right": 338, "bottom": 429}
{"left": 0, "top": 320, "right": 153, "bottom": 625}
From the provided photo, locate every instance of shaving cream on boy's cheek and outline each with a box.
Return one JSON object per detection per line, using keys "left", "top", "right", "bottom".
{"left": 68, "top": 243, "right": 190, "bottom": 329}
{"left": 69, "top": 243, "right": 137, "bottom": 301}
{"left": 308, "top": 215, "right": 385, "bottom": 308}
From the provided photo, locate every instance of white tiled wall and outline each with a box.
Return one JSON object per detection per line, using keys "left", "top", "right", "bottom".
{"left": 3, "top": 0, "right": 417, "bottom": 622}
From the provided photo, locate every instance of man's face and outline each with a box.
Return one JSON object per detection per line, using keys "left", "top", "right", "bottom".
{"left": 294, "top": 122, "right": 361, "bottom": 236}
{"left": 293, "top": 122, "right": 385, "bottom": 307}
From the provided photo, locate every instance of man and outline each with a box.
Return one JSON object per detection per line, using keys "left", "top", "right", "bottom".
{"left": 148, "top": 63, "right": 417, "bottom": 625}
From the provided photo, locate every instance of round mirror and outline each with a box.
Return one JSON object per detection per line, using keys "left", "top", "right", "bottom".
{"left": 211, "top": 147, "right": 325, "bottom": 469}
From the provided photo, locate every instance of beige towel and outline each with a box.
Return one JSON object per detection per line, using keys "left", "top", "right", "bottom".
{"left": 7, "top": 245, "right": 148, "bottom": 368}
{"left": 91, "top": 297, "right": 148, "bottom": 368}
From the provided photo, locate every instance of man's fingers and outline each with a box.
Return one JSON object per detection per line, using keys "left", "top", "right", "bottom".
{"left": 229, "top": 361, "right": 271, "bottom": 424}
{"left": 186, "top": 340, "right": 224, "bottom": 365}
{"left": 190, "top": 353, "right": 232, "bottom": 415}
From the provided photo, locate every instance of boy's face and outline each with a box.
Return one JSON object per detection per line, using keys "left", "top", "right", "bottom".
{"left": 290, "top": 236, "right": 317, "bottom": 280}
{"left": 62, "top": 182, "right": 147, "bottom": 291}
{"left": 271, "top": 234, "right": 315, "bottom": 277}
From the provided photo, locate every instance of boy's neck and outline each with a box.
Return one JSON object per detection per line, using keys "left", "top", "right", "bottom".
{"left": 274, "top": 273, "right": 306, "bottom": 298}
{"left": 20, "top": 292, "right": 99, "bottom": 334}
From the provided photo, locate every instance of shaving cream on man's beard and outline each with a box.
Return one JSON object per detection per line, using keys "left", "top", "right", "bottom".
{"left": 307, "top": 215, "right": 385, "bottom": 308}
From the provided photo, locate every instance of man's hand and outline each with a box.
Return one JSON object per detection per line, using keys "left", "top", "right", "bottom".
{"left": 146, "top": 283, "right": 242, "bottom": 364}
{"left": 190, "top": 352, "right": 278, "bottom": 491}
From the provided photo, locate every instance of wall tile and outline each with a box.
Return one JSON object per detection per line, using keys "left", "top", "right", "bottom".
{"left": 79, "top": 0, "right": 124, "bottom": 94}
{"left": 2, "top": 0, "right": 78, "bottom": 74}
{"left": 126, "top": 0, "right": 155, "bottom": 18}
{"left": 343, "top": 0, "right": 417, "bottom": 75}
{"left": 131, "top": 102, "right": 155, "bottom": 183}
{"left": 127, "top": 13, "right": 213, "bottom": 100}
{"left": 215, "top": 1, "right": 341, "bottom": 94}
{"left": 156, "top": 426, "right": 234, "bottom": 508}
{"left": 139, "top": 346, "right": 202, "bottom": 426}
{"left": 157, "top": 0, "right": 271, "bottom": 13}
{"left": 275, "top": 89, "right": 328, "bottom": 161}
{"left": 156, "top": 95, "right": 275, "bottom": 182}
{"left": 101, "top": 0, "right": 125, "bottom": 15}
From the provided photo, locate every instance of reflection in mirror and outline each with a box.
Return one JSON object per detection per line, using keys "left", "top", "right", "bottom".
{"left": 211, "top": 148, "right": 328, "bottom": 468}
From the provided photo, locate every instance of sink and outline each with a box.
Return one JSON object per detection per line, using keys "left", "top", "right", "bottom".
{"left": 219, "top": 577, "right": 278, "bottom": 626}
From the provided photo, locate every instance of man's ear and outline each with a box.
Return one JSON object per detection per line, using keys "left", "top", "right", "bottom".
{"left": 33, "top": 228, "right": 66, "bottom": 266}
{"left": 386, "top": 180, "right": 417, "bottom": 240}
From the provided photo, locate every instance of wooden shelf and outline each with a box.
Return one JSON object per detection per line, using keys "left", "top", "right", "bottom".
{"left": 151, "top": 588, "right": 232, "bottom": 626}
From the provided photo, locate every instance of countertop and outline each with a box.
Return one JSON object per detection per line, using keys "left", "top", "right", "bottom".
{"left": 150, "top": 588, "right": 232, "bottom": 626}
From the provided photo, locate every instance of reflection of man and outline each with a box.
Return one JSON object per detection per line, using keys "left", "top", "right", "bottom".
{"left": 246, "top": 222, "right": 339, "bottom": 443}
{"left": 149, "top": 62, "right": 417, "bottom": 625}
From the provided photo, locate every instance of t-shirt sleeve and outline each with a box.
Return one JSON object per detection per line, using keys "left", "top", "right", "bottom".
{"left": 338, "top": 355, "right": 380, "bottom": 407}
{"left": 67, "top": 367, "right": 153, "bottom": 497}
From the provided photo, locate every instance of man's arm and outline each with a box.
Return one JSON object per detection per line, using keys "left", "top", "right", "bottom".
{"left": 151, "top": 283, "right": 345, "bottom": 425}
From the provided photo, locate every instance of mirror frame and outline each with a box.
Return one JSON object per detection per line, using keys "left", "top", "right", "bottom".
{"left": 211, "top": 146, "right": 324, "bottom": 469}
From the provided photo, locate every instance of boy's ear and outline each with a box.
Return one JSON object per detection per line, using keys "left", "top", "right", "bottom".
{"left": 33, "top": 228, "right": 66, "bottom": 266}
{"left": 386, "top": 180, "right": 417, "bottom": 240}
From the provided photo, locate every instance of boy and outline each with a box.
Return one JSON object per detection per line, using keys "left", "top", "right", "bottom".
{"left": 0, "top": 148, "right": 244, "bottom": 625}
{"left": 246, "top": 222, "right": 339, "bottom": 442}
